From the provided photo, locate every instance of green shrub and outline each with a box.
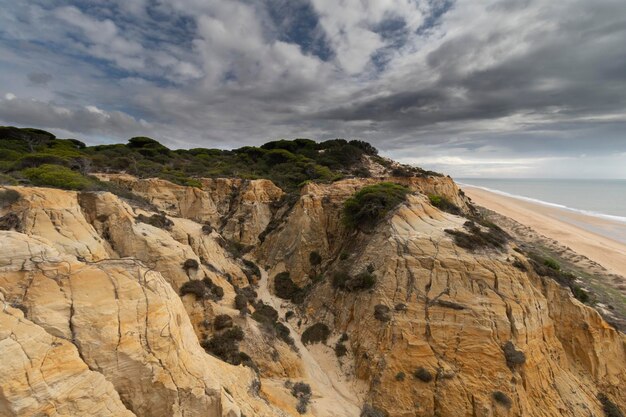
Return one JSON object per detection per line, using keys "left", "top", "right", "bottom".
{"left": 598, "top": 393, "right": 624, "bottom": 417}
{"left": 309, "top": 251, "right": 322, "bottom": 266}
{"left": 274, "top": 322, "right": 295, "bottom": 346}
{"left": 343, "top": 182, "right": 410, "bottom": 229}
{"left": 136, "top": 212, "right": 173, "bottom": 230}
{"left": 428, "top": 194, "right": 462, "bottom": 215}
{"left": 180, "top": 278, "right": 223, "bottom": 301}
{"left": 374, "top": 304, "right": 392, "bottom": 322}
{"left": 395, "top": 372, "right": 405, "bottom": 381}
{"left": 252, "top": 302, "right": 279, "bottom": 325}
{"left": 15, "top": 153, "right": 67, "bottom": 170}
{"left": 395, "top": 303, "right": 407, "bottom": 312}
{"left": 274, "top": 272, "right": 308, "bottom": 303}
{"left": 360, "top": 405, "right": 388, "bottom": 417}
{"left": 214, "top": 314, "right": 233, "bottom": 330}
{"left": 543, "top": 257, "right": 561, "bottom": 271}
{"left": 301, "top": 323, "right": 330, "bottom": 345}
{"left": 571, "top": 285, "right": 590, "bottom": 303}
{"left": 332, "top": 270, "right": 376, "bottom": 291}
{"left": 526, "top": 253, "right": 593, "bottom": 303}
{"left": 234, "top": 294, "right": 248, "bottom": 311}
{"left": 444, "top": 220, "right": 508, "bottom": 251}
{"left": 182, "top": 258, "right": 199, "bottom": 272}
{"left": 0, "top": 174, "right": 17, "bottom": 185}
{"left": 290, "top": 382, "right": 312, "bottom": 414}
{"left": 0, "top": 213, "right": 20, "bottom": 231}
{"left": 0, "top": 189, "right": 20, "bottom": 208}
{"left": 179, "top": 280, "right": 208, "bottom": 299}
{"left": 201, "top": 326, "right": 247, "bottom": 365}
{"left": 413, "top": 367, "right": 433, "bottom": 382}
{"left": 335, "top": 341, "right": 348, "bottom": 357}
{"left": 502, "top": 341, "right": 526, "bottom": 369}
{"left": 242, "top": 259, "right": 261, "bottom": 282}
{"left": 22, "top": 164, "right": 93, "bottom": 190}
{"left": 211, "top": 285, "right": 224, "bottom": 300}
{"left": 493, "top": 391, "right": 512, "bottom": 408}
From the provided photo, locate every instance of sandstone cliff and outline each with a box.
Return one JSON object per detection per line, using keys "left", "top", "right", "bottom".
{"left": 0, "top": 174, "right": 624, "bottom": 417}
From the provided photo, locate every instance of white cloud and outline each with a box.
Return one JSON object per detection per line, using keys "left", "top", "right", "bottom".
{"left": 0, "top": 0, "right": 625, "bottom": 178}
{"left": 0, "top": 96, "right": 150, "bottom": 137}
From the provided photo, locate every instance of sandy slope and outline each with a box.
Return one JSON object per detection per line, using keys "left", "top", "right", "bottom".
{"left": 464, "top": 185, "right": 626, "bottom": 278}
{"left": 256, "top": 268, "right": 364, "bottom": 417}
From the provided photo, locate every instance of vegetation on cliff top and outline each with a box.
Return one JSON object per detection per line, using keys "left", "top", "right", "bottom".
{"left": 0, "top": 126, "right": 437, "bottom": 192}
{"left": 343, "top": 182, "right": 410, "bottom": 229}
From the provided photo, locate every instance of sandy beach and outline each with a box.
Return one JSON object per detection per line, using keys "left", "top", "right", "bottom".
{"left": 463, "top": 185, "right": 626, "bottom": 278}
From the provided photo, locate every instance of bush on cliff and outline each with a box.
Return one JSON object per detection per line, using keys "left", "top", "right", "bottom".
{"left": 201, "top": 326, "right": 247, "bottom": 365}
{"left": 413, "top": 367, "right": 433, "bottom": 382}
{"left": 301, "top": 323, "right": 330, "bottom": 345}
{"left": 343, "top": 182, "right": 410, "bottom": 229}
{"left": 598, "top": 393, "right": 624, "bottom": 417}
{"left": 274, "top": 272, "right": 309, "bottom": 304}
{"left": 445, "top": 220, "right": 508, "bottom": 251}
{"left": 493, "top": 391, "right": 512, "bottom": 408}
{"left": 428, "top": 194, "right": 462, "bottom": 215}
{"left": 22, "top": 164, "right": 94, "bottom": 190}
{"left": 0, "top": 189, "right": 20, "bottom": 208}
{"left": 332, "top": 270, "right": 376, "bottom": 291}
{"left": 1, "top": 126, "right": 443, "bottom": 192}
{"left": 502, "top": 341, "right": 526, "bottom": 369}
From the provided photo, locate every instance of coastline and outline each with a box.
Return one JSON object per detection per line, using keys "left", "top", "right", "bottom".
{"left": 463, "top": 185, "right": 626, "bottom": 279}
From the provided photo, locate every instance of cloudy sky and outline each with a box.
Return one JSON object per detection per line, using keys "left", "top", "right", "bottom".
{"left": 1, "top": 0, "right": 625, "bottom": 178}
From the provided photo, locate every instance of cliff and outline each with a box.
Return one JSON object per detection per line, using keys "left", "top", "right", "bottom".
{"left": 0, "top": 173, "right": 624, "bottom": 417}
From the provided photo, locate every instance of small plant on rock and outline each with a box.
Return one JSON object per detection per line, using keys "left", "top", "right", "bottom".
{"left": 598, "top": 393, "right": 624, "bottom": 417}
{"left": 413, "top": 367, "right": 433, "bottom": 382}
{"left": 214, "top": 314, "right": 233, "bottom": 330}
{"left": 301, "top": 323, "right": 330, "bottom": 345}
{"left": 502, "top": 341, "right": 526, "bottom": 369}
{"left": 290, "top": 382, "right": 312, "bottom": 415}
{"left": 374, "top": 304, "right": 392, "bottom": 322}
{"left": 493, "top": 391, "right": 512, "bottom": 408}
{"left": 179, "top": 280, "right": 208, "bottom": 299}
{"left": 309, "top": 251, "right": 322, "bottom": 266}
{"left": 343, "top": 182, "right": 410, "bottom": 230}
{"left": 182, "top": 258, "right": 199, "bottom": 272}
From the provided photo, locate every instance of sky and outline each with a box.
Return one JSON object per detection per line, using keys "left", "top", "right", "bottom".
{"left": 1, "top": 0, "right": 625, "bottom": 178}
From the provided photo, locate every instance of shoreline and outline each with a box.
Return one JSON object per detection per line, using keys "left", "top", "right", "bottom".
{"left": 463, "top": 185, "right": 626, "bottom": 279}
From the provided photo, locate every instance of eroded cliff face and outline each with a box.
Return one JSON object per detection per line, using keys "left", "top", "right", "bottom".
{"left": 94, "top": 174, "right": 284, "bottom": 246}
{"left": 255, "top": 178, "right": 626, "bottom": 417}
{"left": 0, "top": 174, "right": 624, "bottom": 417}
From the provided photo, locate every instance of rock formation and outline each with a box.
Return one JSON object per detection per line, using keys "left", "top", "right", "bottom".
{"left": 0, "top": 173, "right": 624, "bottom": 417}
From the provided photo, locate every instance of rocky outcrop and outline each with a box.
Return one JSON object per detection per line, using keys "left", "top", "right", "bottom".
{"left": 1, "top": 293, "right": 135, "bottom": 417}
{"left": 257, "top": 181, "right": 626, "bottom": 417}
{"left": 95, "top": 174, "right": 284, "bottom": 245}
{"left": 0, "top": 231, "right": 284, "bottom": 417}
{"left": 0, "top": 173, "right": 624, "bottom": 417}
{"left": 258, "top": 176, "right": 469, "bottom": 285}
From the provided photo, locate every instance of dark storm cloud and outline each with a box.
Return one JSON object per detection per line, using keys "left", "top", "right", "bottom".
{"left": 0, "top": 0, "right": 625, "bottom": 177}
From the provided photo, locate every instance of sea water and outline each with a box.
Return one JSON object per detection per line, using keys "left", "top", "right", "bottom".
{"left": 455, "top": 178, "right": 626, "bottom": 223}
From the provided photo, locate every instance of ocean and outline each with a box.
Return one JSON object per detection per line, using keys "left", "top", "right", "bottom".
{"left": 455, "top": 178, "right": 626, "bottom": 223}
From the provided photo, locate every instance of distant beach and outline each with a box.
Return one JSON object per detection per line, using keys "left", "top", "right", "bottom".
{"left": 462, "top": 185, "right": 626, "bottom": 279}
